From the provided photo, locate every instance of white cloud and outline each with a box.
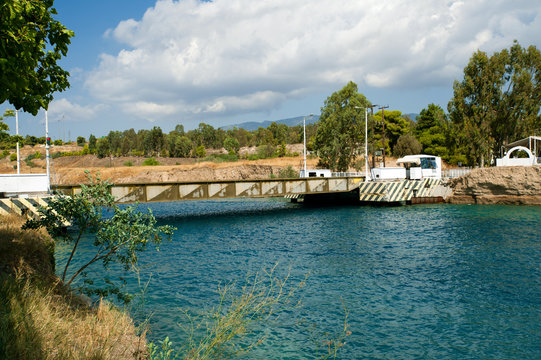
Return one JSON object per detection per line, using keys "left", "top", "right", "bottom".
{"left": 48, "top": 99, "right": 105, "bottom": 122}
{"left": 85, "top": 0, "right": 541, "bottom": 121}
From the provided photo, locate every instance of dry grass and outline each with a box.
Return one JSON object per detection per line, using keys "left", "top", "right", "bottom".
{"left": 0, "top": 214, "right": 145, "bottom": 360}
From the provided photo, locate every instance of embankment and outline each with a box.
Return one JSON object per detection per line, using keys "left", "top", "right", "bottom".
{"left": 0, "top": 215, "right": 144, "bottom": 360}
{"left": 447, "top": 166, "right": 541, "bottom": 205}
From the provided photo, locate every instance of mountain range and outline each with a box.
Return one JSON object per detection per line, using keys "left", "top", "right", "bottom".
{"left": 221, "top": 112, "right": 419, "bottom": 131}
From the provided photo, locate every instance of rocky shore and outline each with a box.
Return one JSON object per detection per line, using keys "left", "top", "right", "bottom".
{"left": 447, "top": 166, "right": 541, "bottom": 205}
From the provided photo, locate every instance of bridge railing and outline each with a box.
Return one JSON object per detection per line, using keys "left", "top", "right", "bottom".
{"left": 442, "top": 168, "right": 472, "bottom": 179}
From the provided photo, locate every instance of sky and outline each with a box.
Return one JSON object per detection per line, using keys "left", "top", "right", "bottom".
{"left": 3, "top": 0, "right": 541, "bottom": 140}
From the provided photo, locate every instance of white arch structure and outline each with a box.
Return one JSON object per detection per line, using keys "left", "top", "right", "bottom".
{"left": 496, "top": 146, "right": 536, "bottom": 166}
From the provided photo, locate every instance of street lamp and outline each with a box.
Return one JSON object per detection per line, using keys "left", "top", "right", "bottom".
{"left": 303, "top": 114, "right": 313, "bottom": 177}
{"left": 15, "top": 110, "right": 20, "bottom": 174}
{"left": 354, "top": 106, "right": 376, "bottom": 182}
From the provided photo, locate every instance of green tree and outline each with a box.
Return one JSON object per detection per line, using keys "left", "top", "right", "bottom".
{"left": 448, "top": 42, "right": 541, "bottom": 166}
{"left": 0, "top": 110, "right": 14, "bottom": 144}
{"left": 314, "top": 81, "right": 370, "bottom": 171}
{"left": 96, "top": 138, "right": 110, "bottom": 159}
{"left": 371, "top": 110, "right": 410, "bottom": 155}
{"left": 76, "top": 136, "right": 85, "bottom": 146}
{"left": 195, "top": 145, "right": 206, "bottom": 158}
{"left": 394, "top": 134, "right": 422, "bottom": 157}
{"left": 0, "top": 0, "right": 74, "bottom": 114}
{"left": 88, "top": 134, "right": 97, "bottom": 154}
{"left": 223, "top": 136, "right": 240, "bottom": 155}
{"left": 23, "top": 173, "right": 175, "bottom": 301}
{"left": 415, "top": 104, "right": 450, "bottom": 159}
{"left": 143, "top": 126, "right": 165, "bottom": 156}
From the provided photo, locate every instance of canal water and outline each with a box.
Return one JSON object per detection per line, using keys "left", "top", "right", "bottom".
{"left": 55, "top": 200, "right": 541, "bottom": 359}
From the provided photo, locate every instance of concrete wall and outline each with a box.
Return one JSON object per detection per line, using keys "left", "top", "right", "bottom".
{"left": 0, "top": 174, "right": 49, "bottom": 195}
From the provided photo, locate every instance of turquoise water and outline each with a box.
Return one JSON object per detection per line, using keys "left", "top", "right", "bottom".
{"left": 56, "top": 201, "right": 541, "bottom": 359}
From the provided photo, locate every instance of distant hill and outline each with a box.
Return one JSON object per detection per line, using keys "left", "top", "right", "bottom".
{"left": 221, "top": 115, "right": 320, "bottom": 131}
{"left": 404, "top": 113, "right": 419, "bottom": 121}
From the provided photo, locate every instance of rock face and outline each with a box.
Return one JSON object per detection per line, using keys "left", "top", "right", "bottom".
{"left": 447, "top": 166, "right": 541, "bottom": 205}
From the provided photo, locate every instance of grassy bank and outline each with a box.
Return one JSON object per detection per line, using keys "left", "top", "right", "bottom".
{"left": 0, "top": 215, "right": 145, "bottom": 360}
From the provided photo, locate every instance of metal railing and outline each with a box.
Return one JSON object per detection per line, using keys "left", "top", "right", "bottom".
{"left": 331, "top": 172, "right": 364, "bottom": 177}
{"left": 442, "top": 168, "right": 472, "bottom": 179}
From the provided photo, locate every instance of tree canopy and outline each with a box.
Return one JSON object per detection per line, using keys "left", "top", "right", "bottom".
{"left": 0, "top": 0, "right": 74, "bottom": 114}
{"left": 415, "top": 104, "right": 449, "bottom": 159}
{"left": 313, "top": 81, "right": 370, "bottom": 171}
{"left": 449, "top": 42, "right": 541, "bottom": 166}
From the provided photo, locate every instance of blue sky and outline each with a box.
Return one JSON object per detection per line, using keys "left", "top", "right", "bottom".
{"left": 3, "top": 0, "right": 541, "bottom": 140}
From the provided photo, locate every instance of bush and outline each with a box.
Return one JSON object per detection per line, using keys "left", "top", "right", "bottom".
{"left": 1, "top": 150, "right": 10, "bottom": 159}
{"left": 278, "top": 166, "right": 299, "bottom": 178}
{"left": 54, "top": 139, "right": 63, "bottom": 146}
{"left": 25, "top": 152, "right": 42, "bottom": 161}
{"left": 195, "top": 145, "right": 206, "bottom": 158}
{"left": 142, "top": 157, "right": 159, "bottom": 166}
{"left": 9, "top": 153, "right": 17, "bottom": 161}
{"left": 200, "top": 154, "right": 238, "bottom": 163}
{"left": 124, "top": 161, "right": 133, "bottom": 167}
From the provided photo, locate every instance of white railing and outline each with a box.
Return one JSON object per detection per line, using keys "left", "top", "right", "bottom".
{"left": 331, "top": 172, "right": 364, "bottom": 177}
{"left": 442, "top": 168, "right": 472, "bottom": 179}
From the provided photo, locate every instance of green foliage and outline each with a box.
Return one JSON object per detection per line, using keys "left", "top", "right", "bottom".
{"left": 9, "top": 153, "right": 17, "bottom": 161}
{"left": 277, "top": 166, "right": 298, "bottom": 178}
{"left": 195, "top": 145, "right": 206, "bottom": 158}
{"left": 448, "top": 42, "right": 541, "bottom": 166}
{"left": 88, "top": 134, "right": 97, "bottom": 154}
{"left": 0, "top": 150, "right": 10, "bottom": 159}
{"left": 25, "top": 151, "right": 42, "bottom": 161}
{"left": 22, "top": 172, "right": 175, "bottom": 301}
{"left": 223, "top": 136, "right": 240, "bottom": 155}
{"left": 142, "top": 157, "right": 160, "bottom": 166}
{"left": 314, "top": 81, "right": 370, "bottom": 171}
{"left": 200, "top": 154, "right": 239, "bottom": 163}
{"left": 0, "top": 0, "right": 74, "bottom": 114}
{"left": 53, "top": 139, "right": 62, "bottom": 146}
{"left": 96, "top": 138, "right": 110, "bottom": 159}
{"left": 415, "top": 104, "right": 450, "bottom": 159}
{"left": 394, "top": 134, "right": 422, "bottom": 157}
{"left": 51, "top": 151, "right": 62, "bottom": 159}
{"left": 124, "top": 161, "right": 133, "bottom": 167}
{"left": 256, "top": 144, "right": 276, "bottom": 159}
{"left": 76, "top": 136, "right": 85, "bottom": 146}
{"left": 169, "top": 135, "right": 192, "bottom": 158}
{"left": 371, "top": 110, "right": 411, "bottom": 155}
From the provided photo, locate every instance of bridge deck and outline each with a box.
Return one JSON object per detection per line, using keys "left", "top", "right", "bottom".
{"left": 53, "top": 177, "right": 365, "bottom": 204}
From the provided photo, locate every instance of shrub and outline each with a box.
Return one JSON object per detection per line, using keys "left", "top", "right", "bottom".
{"left": 1, "top": 150, "right": 10, "bottom": 159}
{"left": 195, "top": 145, "right": 206, "bottom": 158}
{"left": 124, "top": 161, "right": 133, "bottom": 167}
{"left": 278, "top": 166, "right": 299, "bottom": 178}
{"left": 9, "top": 153, "right": 17, "bottom": 161}
{"left": 142, "top": 157, "right": 159, "bottom": 166}
{"left": 54, "top": 139, "right": 63, "bottom": 146}
{"left": 200, "top": 154, "right": 238, "bottom": 163}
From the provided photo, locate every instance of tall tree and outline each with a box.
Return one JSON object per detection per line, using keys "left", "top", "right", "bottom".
{"left": 449, "top": 42, "right": 541, "bottom": 166}
{"left": 313, "top": 81, "right": 370, "bottom": 171}
{"left": 371, "top": 110, "right": 411, "bottom": 155}
{"left": 415, "top": 104, "right": 450, "bottom": 159}
{"left": 0, "top": 0, "right": 74, "bottom": 114}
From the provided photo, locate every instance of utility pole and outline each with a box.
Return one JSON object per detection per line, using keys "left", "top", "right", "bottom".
{"left": 379, "top": 105, "right": 389, "bottom": 167}
{"left": 303, "top": 114, "right": 313, "bottom": 177}
{"left": 368, "top": 104, "right": 378, "bottom": 170}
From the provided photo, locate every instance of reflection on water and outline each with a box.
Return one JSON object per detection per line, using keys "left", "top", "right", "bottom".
{"left": 56, "top": 201, "right": 541, "bottom": 359}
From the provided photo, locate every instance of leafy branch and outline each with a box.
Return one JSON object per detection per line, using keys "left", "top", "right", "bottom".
{"left": 23, "top": 171, "right": 175, "bottom": 301}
